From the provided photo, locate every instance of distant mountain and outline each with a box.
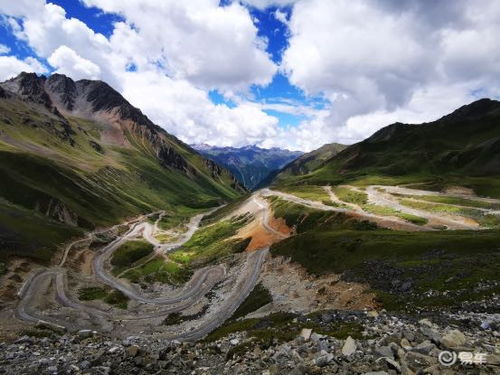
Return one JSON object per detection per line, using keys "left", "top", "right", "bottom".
{"left": 192, "top": 144, "right": 302, "bottom": 190}
{"left": 0, "top": 72, "right": 243, "bottom": 262}
{"left": 271, "top": 98, "right": 500, "bottom": 197}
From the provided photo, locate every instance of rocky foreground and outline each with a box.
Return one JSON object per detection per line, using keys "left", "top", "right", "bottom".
{"left": 1, "top": 310, "right": 499, "bottom": 375}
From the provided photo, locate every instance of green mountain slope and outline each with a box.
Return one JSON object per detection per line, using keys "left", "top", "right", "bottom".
{"left": 0, "top": 73, "right": 243, "bottom": 262}
{"left": 270, "top": 143, "right": 346, "bottom": 186}
{"left": 272, "top": 99, "right": 500, "bottom": 197}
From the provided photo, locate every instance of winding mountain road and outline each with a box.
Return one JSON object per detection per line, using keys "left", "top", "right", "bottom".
{"left": 16, "top": 204, "right": 270, "bottom": 340}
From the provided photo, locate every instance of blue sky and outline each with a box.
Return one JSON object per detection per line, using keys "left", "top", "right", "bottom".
{"left": 1, "top": 0, "right": 499, "bottom": 151}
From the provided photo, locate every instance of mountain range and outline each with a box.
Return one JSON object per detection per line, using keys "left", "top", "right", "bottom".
{"left": 272, "top": 98, "right": 500, "bottom": 197}
{"left": 192, "top": 144, "right": 302, "bottom": 190}
{"left": 0, "top": 72, "right": 243, "bottom": 262}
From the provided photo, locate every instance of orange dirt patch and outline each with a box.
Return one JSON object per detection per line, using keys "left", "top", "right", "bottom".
{"left": 269, "top": 216, "right": 294, "bottom": 236}
{"left": 237, "top": 212, "right": 292, "bottom": 252}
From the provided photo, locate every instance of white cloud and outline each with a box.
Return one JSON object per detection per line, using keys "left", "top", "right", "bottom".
{"left": 0, "top": 0, "right": 280, "bottom": 148}
{"left": 239, "top": 0, "right": 299, "bottom": 9}
{"left": 82, "top": 0, "right": 277, "bottom": 90}
{"left": 276, "top": 0, "right": 500, "bottom": 150}
{"left": 121, "top": 70, "right": 280, "bottom": 147}
{"left": 0, "top": 55, "right": 47, "bottom": 81}
{"left": 48, "top": 45, "right": 101, "bottom": 80}
{"left": 1, "top": 0, "right": 500, "bottom": 152}
{"left": 0, "top": 44, "right": 11, "bottom": 54}
{"left": 273, "top": 9, "right": 289, "bottom": 25}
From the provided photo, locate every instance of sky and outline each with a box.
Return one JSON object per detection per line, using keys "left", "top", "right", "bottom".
{"left": 1, "top": 0, "right": 500, "bottom": 151}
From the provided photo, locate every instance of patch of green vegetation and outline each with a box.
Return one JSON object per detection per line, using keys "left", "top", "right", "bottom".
{"left": 271, "top": 224, "right": 500, "bottom": 311}
{"left": 78, "top": 287, "right": 108, "bottom": 301}
{"left": 201, "top": 194, "right": 252, "bottom": 225}
{"left": 231, "top": 283, "right": 273, "bottom": 320}
{"left": 278, "top": 185, "right": 333, "bottom": 203}
{"left": 333, "top": 186, "right": 368, "bottom": 205}
{"left": 399, "top": 198, "right": 500, "bottom": 227}
{"left": 268, "top": 196, "right": 369, "bottom": 234}
{"left": 20, "top": 328, "right": 55, "bottom": 339}
{"left": 122, "top": 257, "right": 192, "bottom": 285}
{"left": 0, "top": 200, "right": 82, "bottom": 263}
{"left": 169, "top": 216, "right": 250, "bottom": 267}
{"left": 163, "top": 312, "right": 183, "bottom": 326}
{"left": 0, "top": 98, "right": 243, "bottom": 264}
{"left": 104, "top": 290, "right": 129, "bottom": 309}
{"left": 363, "top": 204, "right": 428, "bottom": 225}
{"left": 268, "top": 198, "right": 500, "bottom": 312}
{"left": 206, "top": 310, "right": 364, "bottom": 347}
{"left": 110, "top": 240, "right": 154, "bottom": 274}
{"left": 411, "top": 195, "right": 500, "bottom": 210}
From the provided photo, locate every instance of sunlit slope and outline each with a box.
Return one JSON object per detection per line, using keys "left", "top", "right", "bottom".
{"left": 0, "top": 73, "right": 243, "bottom": 262}
{"left": 272, "top": 99, "right": 500, "bottom": 197}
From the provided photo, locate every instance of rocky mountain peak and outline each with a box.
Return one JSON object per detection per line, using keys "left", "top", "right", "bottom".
{"left": 0, "top": 72, "right": 52, "bottom": 108}
{"left": 45, "top": 73, "right": 77, "bottom": 111}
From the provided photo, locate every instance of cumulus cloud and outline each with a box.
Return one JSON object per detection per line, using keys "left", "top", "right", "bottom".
{"left": 0, "top": 0, "right": 280, "bottom": 147}
{"left": 1, "top": 0, "right": 500, "bottom": 151}
{"left": 82, "top": 0, "right": 277, "bottom": 90}
{"left": 0, "top": 55, "right": 47, "bottom": 81}
{"left": 48, "top": 45, "right": 101, "bottom": 80}
{"left": 272, "top": 0, "right": 500, "bottom": 150}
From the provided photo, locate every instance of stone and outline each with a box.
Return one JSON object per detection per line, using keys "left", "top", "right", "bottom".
{"left": 418, "top": 319, "right": 433, "bottom": 327}
{"left": 420, "top": 327, "right": 440, "bottom": 343}
{"left": 126, "top": 345, "right": 140, "bottom": 357}
{"left": 77, "top": 329, "right": 93, "bottom": 338}
{"left": 79, "top": 360, "right": 91, "bottom": 369}
{"left": 411, "top": 340, "right": 434, "bottom": 355}
{"left": 400, "top": 338, "right": 412, "bottom": 350}
{"left": 342, "top": 336, "right": 356, "bottom": 356}
{"left": 299, "top": 328, "right": 312, "bottom": 341}
{"left": 440, "top": 329, "right": 466, "bottom": 348}
{"left": 362, "top": 372, "right": 389, "bottom": 375}
{"left": 229, "top": 338, "right": 239, "bottom": 346}
{"left": 315, "top": 350, "right": 334, "bottom": 367}
{"left": 381, "top": 357, "right": 401, "bottom": 372}
{"left": 374, "top": 346, "right": 393, "bottom": 359}
{"left": 367, "top": 310, "right": 379, "bottom": 318}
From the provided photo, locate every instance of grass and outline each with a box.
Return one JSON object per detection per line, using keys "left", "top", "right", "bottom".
{"left": 231, "top": 283, "right": 273, "bottom": 320}
{"left": 0, "top": 97, "right": 243, "bottom": 263}
{"left": 200, "top": 193, "right": 251, "bottom": 225}
{"left": 278, "top": 185, "right": 333, "bottom": 204}
{"left": 269, "top": 199, "right": 500, "bottom": 312}
{"left": 78, "top": 286, "right": 129, "bottom": 309}
{"left": 169, "top": 216, "right": 251, "bottom": 267}
{"left": 206, "top": 311, "right": 364, "bottom": 347}
{"left": 363, "top": 204, "right": 428, "bottom": 225}
{"left": 104, "top": 290, "right": 129, "bottom": 309}
{"left": 78, "top": 287, "right": 108, "bottom": 301}
{"left": 333, "top": 186, "right": 368, "bottom": 205}
{"left": 122, "top": 257, "right": 192, "bottom": 285}
{"left": 411, "top": 195, "right": 500, "bottom": 210}
{"left": 110, "top": 240, "right": 154, "bottom": 274}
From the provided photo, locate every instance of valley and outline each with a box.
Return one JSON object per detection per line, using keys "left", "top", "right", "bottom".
{"left": 0, "top": 73, "right": 499, "bottom": 374}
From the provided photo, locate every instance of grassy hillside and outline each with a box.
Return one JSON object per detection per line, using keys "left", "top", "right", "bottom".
{"left": 270, "top": 143, "right": 346, "bottom": 186}
{"left": 0, "top": 73, "right": 243, "bottom": 263}
{"left": 272, "top": 99, "right": 500, "bottom": 197}
{"left": 268, "top": 197, "right": 500, "bottom": 312}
